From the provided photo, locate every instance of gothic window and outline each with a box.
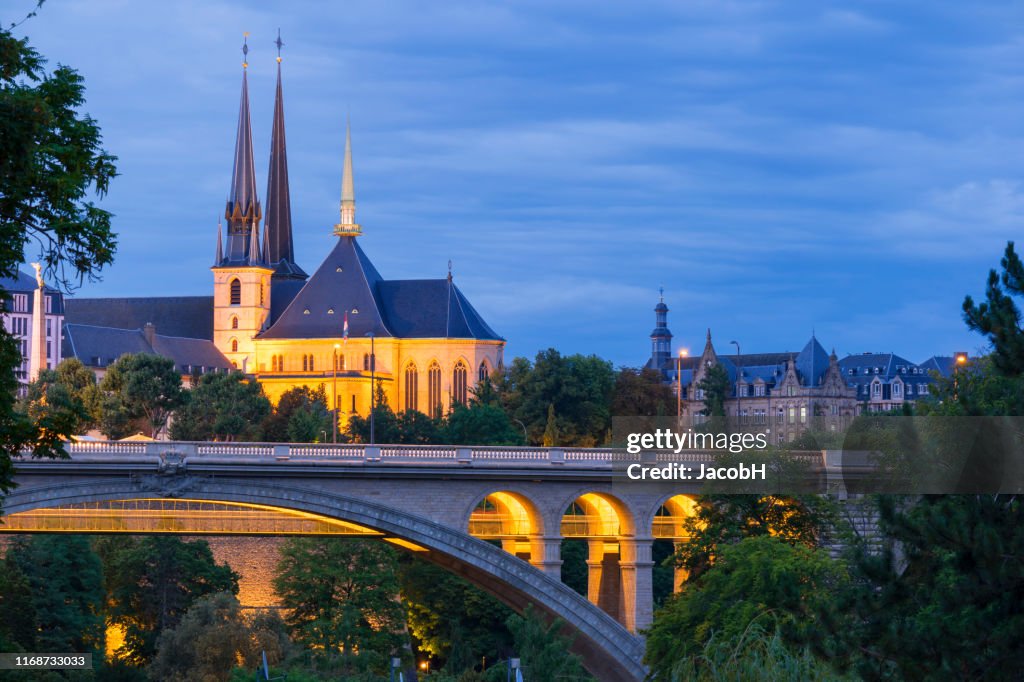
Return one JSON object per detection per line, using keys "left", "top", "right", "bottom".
{"left": 230, "top": 338, "right": 238, "bottom": 353}
{"left": 336, "top": 354, "right": 345, "bottom": 371}
{"left": 229, "top": 278, "right": 241, "bottom": 305}
{"left": 800, "top": 406, "right": 807, "bottom": 423}
{"left": 428, "top": 361, "right": 442, "bottom": 418}
{"left": 231, "top": 316, "right": 238, "bottom": 329}
{"left": 351, "top": 395, "right": 356, "bottom": 413}
{"left": 363, "top": 353, "right": 370, "bottom": 371}
{"left": 405, "top": 363, "right": 419, "bottom": 412}
{"left": 453, "top": 360, "right": 468, "bottom": 406}
{"left": 478, "top": 360, "right": 489, "bottom": 383}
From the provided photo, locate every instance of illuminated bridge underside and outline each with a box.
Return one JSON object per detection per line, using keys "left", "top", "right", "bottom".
{"left": 2, "top": 499, "right": 385, "bottom": 536}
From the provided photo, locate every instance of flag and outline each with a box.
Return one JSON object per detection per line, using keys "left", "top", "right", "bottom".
{"left": 343, "top": 311, "right": 349, "bottom": 343}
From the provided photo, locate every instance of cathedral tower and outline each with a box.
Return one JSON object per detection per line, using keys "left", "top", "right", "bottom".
{"left": 213, "top": 36, "right": 272, "bottom": 372}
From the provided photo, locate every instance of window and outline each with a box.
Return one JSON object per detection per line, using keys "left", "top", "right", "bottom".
{"left": 351, "top": 395, "right": 356, "bottom": 413}
{"left": 872, "top": 382, "right": 881, "bottom": 397}
{"left": 800, "top": 406, "right": 807, "bottom": 423}
{"left": 229, "top": 278, "right": 241, "bottom": 305}
{"left": 336, "top": 354, "right": 345, "bottom": 371}
{"left": 754, "top": 384, "right": 765, "bottom": 397}
{"left": 363, "top": 353, "right": 370, "bottom": 371}
{"left": 893, "top": 382, "right": 902, "bottom": 397}
{"left": 231, "top": 316, "right": 238, "bottom": 329}
{"left": 478, "top": 360, "right": 489, "bottom": 383}
{"left": 777, "top": 408, "right": 784, "bottom": 423}
{"left": 453, "top": 360, "right": 468, "bottom": 405}
{"left": 428, "top": 361, "right": 442, "bottom": 418}
{"left": 788, "top": 406, "right": 796, "bottom": 424}
{"left": 787, "top": 386, "right": 795, "bottom": 397}
{"left": 230, "top": 338, "right": 238, "bottom": 352}
{"left": 405, "top": 363, "right": 419, "bottom": 412}
{"left": 302, "top": 354, "right": 314, "bottom": 372}
{"left": 259, "top": 281, "right": 264, "bottom": 306}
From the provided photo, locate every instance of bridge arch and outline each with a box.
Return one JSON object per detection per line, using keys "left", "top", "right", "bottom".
{"left": 2, "top": 478, "right": 646, "bottom": 682}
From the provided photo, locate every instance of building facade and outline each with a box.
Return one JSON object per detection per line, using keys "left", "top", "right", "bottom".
{"left": 644, "top": 294, "right": 952, "bottom": 440}
{"left": 60, "top": 43, "right": 504, "bottom": 422}
{"left": 1, "top": 268, "right": 65, "bottom": 393}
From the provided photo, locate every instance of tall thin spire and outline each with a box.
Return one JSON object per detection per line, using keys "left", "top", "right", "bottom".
{"left": 223, "top": 33, "right": 262, "bottom": 264}
{"left": 334, "top": 119, "right": 361, "bottom": 236}
{"left": 215, "top": 218, "right": 223, "bottom": 264}
{"left": 263, "top": 29, "right": 305, "bottom": 277}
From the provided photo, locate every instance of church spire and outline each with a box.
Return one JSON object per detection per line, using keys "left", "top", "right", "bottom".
{"left": 334, "top": 119, "right": 361, "bottom": 236}
{"left": 215, "top": 218, "right": 223, "bottom": 264}
{"left": 263, "top": 30, "right": 305, "bottom": 278}
{"left": 223, "top": 34, "right": 262, "bottom": 264}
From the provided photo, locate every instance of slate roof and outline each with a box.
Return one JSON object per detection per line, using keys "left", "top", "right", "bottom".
{"left": 63, "top": 324, "right": 230, "bottom": 373}
{"left": 795, "top": 336, "right": 831, "bottom": 387}
{"left": 919, "top": 356, "right": 955, "bottom": 378}
{"left": 259, "top": 236, "right": 502, "bottom": 341}
{"left": 64, "top": 296, "right": 213, "bottom": 341}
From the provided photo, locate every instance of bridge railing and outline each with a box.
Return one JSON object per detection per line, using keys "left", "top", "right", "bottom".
{"left": 25, "top": 441, "right": 825, "bottom": 468}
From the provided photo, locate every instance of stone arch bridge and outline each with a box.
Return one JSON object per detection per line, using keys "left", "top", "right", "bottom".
{"left": 3, "top": 441, "right": 828, "bottom": 681}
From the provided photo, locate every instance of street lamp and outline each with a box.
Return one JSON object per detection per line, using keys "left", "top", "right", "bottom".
{"left": 677, "top": 349, "right": 688, "bottom": 427}
{"left": 332, "top": 343, "right": 340, "bottom": 443}
{"left": 730, "top": 340, "right": 741, "bottom": 431}
{"left": 366, "top": 332, "right": 376, "bottom": 445}
{"left": 513, "top": 418, "right": 528, "bottom": 444}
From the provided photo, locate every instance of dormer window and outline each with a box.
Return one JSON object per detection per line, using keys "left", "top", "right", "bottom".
{"left": 327, "top": 308, "right": 335, "bottom": 315}
{"left": 303, "top": 309, "right": 310, "bottom": 315}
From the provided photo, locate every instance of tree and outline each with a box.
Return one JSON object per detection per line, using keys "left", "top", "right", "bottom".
{"left": 0, "top": 547, "right": 37, "bottom": 651}
{"left": 674, "top": 493, "right": 836, "bottom": 581}
{"left": 398, "top": 557, "right": 513, "bottom": 673}
{"left": 698, "top": 363, "right": 730, "bottom": 418}
{"left": 3, "top": 534, "right": 105, "bottom": 656}
{"left": 149, "top": 592, "right": 252, "bottom": 682}
{"left": 170, "top": 371, "right": 270, "bottom": 441}
{"left": 262, "top": 385, "right": 332, "bottom": 443}
{"left": 495, "top": 350, "right": 614, "bottom": 446}
{"left": 273, "top": 538, "right": 405, "bottom": 675}
{"left": 19, "top": 357, "right": 101, "bottom": 434}
{"left": 645, "top": 536, "right": 850, "bottom": 680}
{"left": 0, "top": 17, "right": 118, "bottom": 493}
{"left": 610, "top": 367, "right": 674, "bottom": 417}
{"left": 503, "top": 606, "right": 591, "bottom": 682}
{"left": 345, "top": 380, "right": 401, "bottom": 444}
{"left": 99, "top": 353, "right": 184, "bottom": 438}
{"left": 444, "top": 402, "right": 523, "bottom": 446}
{"left": 963, "top": 241, "right": 1024, "bottom": 376}
{"left": 100, "top": 535, "right": 239, "bottom": 664}
{"left": 847, "top": 494, "right": 1024, "bottom": 680}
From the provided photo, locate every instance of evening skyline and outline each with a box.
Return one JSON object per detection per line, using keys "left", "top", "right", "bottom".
{"left": 12, "top": 1, "right": 1021, "bottom": 366}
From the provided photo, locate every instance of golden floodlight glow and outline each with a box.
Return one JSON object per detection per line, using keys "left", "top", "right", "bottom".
{"left": 2, "top": 498, "right": 384, "bottom": 536}
{"left": 384, "top": 537, "right": 428, "bottom": 552}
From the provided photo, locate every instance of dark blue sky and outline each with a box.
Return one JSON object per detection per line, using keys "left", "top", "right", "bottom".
{"left": 13, "top": 1, "right": 1022, "bottom": 366}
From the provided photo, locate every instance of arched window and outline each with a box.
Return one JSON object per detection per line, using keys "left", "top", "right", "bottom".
{"left": 336, "top": 354, "right": 345, "bottom": 371}
{"left": 478, "top": 360, "right": 489, "bottom": 383}
{"left": 271, "top": 355, "right": 277, "bottom": 372}
{"left": 230, "top": 338, "right": 238, "bottom": 353}
{"left": 428, "top": 361, "right": 442, "bottom": 418}
{"left": 363, "top": 353, "right": 370, "bottom": 371}
{"left": 453, "top": 360, "right": 468, "bottom": 405}
{"left": 405, "top": 363, "right": 418, "bottom": 412}
{"left": 230, "top": 316, "right": 238, "bottom": 329}
{"left": 302, "top": 355, "right": 307, "bottom": 371}
{"left": 229, "top": 278, "right": 241, "bottom": 305}
{"left": 308, "top": 354, "right": 314, "bottom": 372}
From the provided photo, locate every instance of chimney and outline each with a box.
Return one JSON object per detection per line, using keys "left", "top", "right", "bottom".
{"left": 143, "top": 322, "right": 156, "bottom": 347}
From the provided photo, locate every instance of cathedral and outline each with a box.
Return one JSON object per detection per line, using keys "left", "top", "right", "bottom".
{"left": 58, "top": 42, "right": 505, "bottom": 422}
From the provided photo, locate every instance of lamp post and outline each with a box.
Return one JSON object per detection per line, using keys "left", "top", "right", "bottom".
{"left": 332, "top": 343, "right": 340, "bottom": 443}
{"left": 730, "top": 340, "right": 741, "bottom": 431}
{"left": 513, "top": 418, "right": 528, "bottom": 444}
{"left": 953, "top": 351, "right": 968, "bottom": 401}
{"left": 366, "top": 332, "right": 376, "bottom": 445}
{"left": 677, "top": 348, "right": 688, "bottom": 428}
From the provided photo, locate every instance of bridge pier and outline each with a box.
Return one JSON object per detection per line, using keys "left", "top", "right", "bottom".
{"left": 619, "top": 537, "right": 654, "bottom": 633}
{"left": 529, "top": 535, "right": 563, "bottom": 577}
